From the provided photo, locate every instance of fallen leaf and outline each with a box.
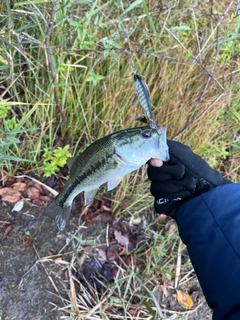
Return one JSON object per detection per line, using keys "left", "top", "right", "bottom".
{"left": 84, "top": 246, "right": 97, "bottom": 254}
{"left": 0, "top": 221, "right": 10, "bottom": 228}
{"left": 32, "top": 198, "right": 43, "bottom": 206}
{"left": 0, "top": 188, "right": 21, "bottom": 203}
{"left": 97, "top": 249, "right": 107, "bottom": 261}
{"left": 165, "top": 221, "right": 177, "bottom": 235}
{"left": 4, "top": 224, "right": 14, "bottom": 236}
{"left": 160, "top": 280, "right": 169, "bottom": 298}
{"left": 176, "top": 289, "right": 194, "bottom": 309}
{"left": 12, "top": 200, "right": 24, "bottom": 212}
{"left": 39, "top": 195, "right": 51, "bottom": 203}
{"left": 89, "top": 212, "right": 113, "bottom": 224}
{"left": 114, "top": 230, "right": 129, "bottom": 246}
{"left": 106, "top": 243, "right": 121, "bottom": 261}
{"left": 102, "top": 262, "right": 115, "bottom": 282}
{"left": 24, "top": 186, "right": 40, "bottom": 199}
{"left": 130, "top": 215, "right": 142, "bottom": 225}
{"left": 12, "top": 182, "right": 26, "bottom": 192}
{"left": 32, "top": 181, "right": 43, "bottom": 193}
{"left": 5, "top": 179, "right": 14, "bottom": 188}
{"left": 23, "top": 236, "right": 33, "bottom": 246}
{"left": 156, "top": 214, "right": 168, "bottom": 224}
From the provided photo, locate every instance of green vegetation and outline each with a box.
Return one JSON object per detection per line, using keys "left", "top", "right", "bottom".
{"left": 42, "top": 144, "right": 72, "bottom": 176}
{"left": 0, "top": 0, "right": 239, "bottom": 318}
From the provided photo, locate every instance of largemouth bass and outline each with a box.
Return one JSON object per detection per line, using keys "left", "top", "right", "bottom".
{"left": 44, "top": 126, "right": 169, "bottom": 230}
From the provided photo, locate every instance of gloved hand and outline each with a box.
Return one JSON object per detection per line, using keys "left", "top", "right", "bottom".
{"left": 148, "top": 140, "right": 232, "bottom": 218}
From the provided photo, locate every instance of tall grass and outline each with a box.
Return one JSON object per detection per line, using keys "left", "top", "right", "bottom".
{"left": 1, "top": 1, "right": 238, "bottom": 176}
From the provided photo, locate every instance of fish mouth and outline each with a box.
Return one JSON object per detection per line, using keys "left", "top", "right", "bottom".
{"left": 157, "top": 135, "right": 169, "bottom": 162}
{"left": 164, "top": 151, "right": 170, "bottom": 162}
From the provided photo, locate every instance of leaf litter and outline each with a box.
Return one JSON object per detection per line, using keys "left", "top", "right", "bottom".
{"left": 0, "top": 174, "right": 211, "bottom": 319}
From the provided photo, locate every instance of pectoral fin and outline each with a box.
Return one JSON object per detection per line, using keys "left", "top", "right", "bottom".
{"left": 84, "top": 188, "right": 98, "bottom": 206}
{"left": 108, "top": 176, "right": 123, "bottom": 191}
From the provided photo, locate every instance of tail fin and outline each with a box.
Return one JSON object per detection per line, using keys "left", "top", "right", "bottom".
{"left": 44, "top": 198, "right": 71, "bottom": 231}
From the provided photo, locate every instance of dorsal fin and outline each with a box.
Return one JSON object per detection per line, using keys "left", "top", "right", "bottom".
{"left": 135, "top": 114, "right": 148, "bottom": 123}
{"left": 66, "top": 156, "right": 78, "bottom": 171}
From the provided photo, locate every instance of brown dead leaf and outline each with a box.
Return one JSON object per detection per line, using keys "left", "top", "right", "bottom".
{"left": 176, "top": 290, "right": 194, "bottom": 309}
{"left": 32, "top": 181, "right": 43, "bottom": 193}
{"left": 0, "top": 188, "right": 21, "bottom": 203}
{"left": 97, "top": 249, "right": 107, "bottom": 261}
{"left": 156, "top": 214, "right": 168, "bottom": 224}
{"left": 23, "top": 236, "right": 33, "bottom": 247}
{"left": 39, "top": 195, "right": 51, "bottom": 203}
{"left": 32, "top": 198, "right": 43, "bottom": 206}
{"left": 4, "top": 179, "right": 14, "bottom": 188}
{"left": 12, "top": 182, "right": 27, "bottom": 192}
{"left": 79, "top": 252, "right": 86, "bottom": 266}
{"left": 4, "top": 224, "right": 14, "bottom": 236}
{"left": 160, "top": 280, "right": 169, "bottom": 298}
{"left": 106, "top": 243, "right": 121, "bottom": 261}
{"left": 165, "top": 221, "right": 177, "bottom": 235}
{"left": 84, "top": 246, "right": 97, "bottom": 254}
{"left": 114, "top": 230, "right": 129, "bottom": 246}
{"left": 89, "top": 212, "right": 113, "bottom": 224}
{"left": 24, "top": 187, "right": 41, "bottom": 199}
{"left": 130, "top": 214, "right": 142, "bottom": 225}
{"left": 0, "top": 221, "right": 10, "bottom": 228}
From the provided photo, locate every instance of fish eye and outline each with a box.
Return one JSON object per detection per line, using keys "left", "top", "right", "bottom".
{"left": 141, "top": 129, "right": 152, "bottom": 138}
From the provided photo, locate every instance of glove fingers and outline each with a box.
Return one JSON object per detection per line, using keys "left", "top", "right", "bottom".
{"left": 167, "top": 140, "right": 231, "bottom": 187}
{"left": 150, "top": 175, "right": 196, "bottom": 194}
{"left": 154, "top": 189, "right": 193, "bottom": 216}
{"left": 147, "top": 163, "right": 185, "bottom": 181}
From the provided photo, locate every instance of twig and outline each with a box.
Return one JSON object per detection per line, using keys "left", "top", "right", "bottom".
{"left": 163, "top": 25, "right": 225, "bottom": 92}
{"left": 196, "top": 1, "right": 235, "bottom": 59}
{"left": 14, "top": 174, "right": 58, "bottom": 196}
{"left": 173, "top": 91, "right": 225, "bottom": 139}
{"left": 175, "top": 239, "right": 182, "bottom": 289}
{"left": 45, "top": 0, "right": 66, "bottom": 122}
{"left": 33, "top": 244, "right": 60, "bottom": 294}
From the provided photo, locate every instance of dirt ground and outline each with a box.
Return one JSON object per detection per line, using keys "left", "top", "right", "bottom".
{"left": 0, "top": 199, "right": 212, "bottom": 320}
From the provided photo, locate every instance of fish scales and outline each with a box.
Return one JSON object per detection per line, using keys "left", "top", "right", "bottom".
{"left": 57, "top": 136, "right": 116, "bottom": 207}
{"left": 44, "top": 126, "right": 169, "bottom": 230}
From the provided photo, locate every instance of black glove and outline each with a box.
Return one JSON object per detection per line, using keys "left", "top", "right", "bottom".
{"left": 148, "top": 140, "right": 232, "bottom": 218}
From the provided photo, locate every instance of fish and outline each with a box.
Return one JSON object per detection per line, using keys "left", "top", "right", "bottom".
{"left": 44, "top": 126, "right": 169, "bottom": 231}
{"left": 133, "top": 73, "right": 161, "bottom": 134}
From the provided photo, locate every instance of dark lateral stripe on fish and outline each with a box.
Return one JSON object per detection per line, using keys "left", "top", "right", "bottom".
{"left": 58, "top": 154, "right": 114, "bottom": 207}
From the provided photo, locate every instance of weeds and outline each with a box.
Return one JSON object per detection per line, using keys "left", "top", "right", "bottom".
{"left": 42, "top": 144, "right": 72, "bottom": 177}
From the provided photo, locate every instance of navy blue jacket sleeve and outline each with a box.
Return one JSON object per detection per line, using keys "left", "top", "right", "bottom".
{"left": 175, "top": 183, "right": 240, "bottom": 320}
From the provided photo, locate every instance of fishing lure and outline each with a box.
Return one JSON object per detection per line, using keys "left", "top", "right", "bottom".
{"left": 133, "top": 71, "right": 161, "bottom": 135}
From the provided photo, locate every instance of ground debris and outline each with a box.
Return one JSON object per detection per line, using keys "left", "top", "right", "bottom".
{"left": 0, "top": 187, "right": 21, "bottom": 203}
{"left": 72, "top": 221, "right": 151, "bottom": 294}
{"left": 0, "top": 175, "right": 54, "bottom": 207}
